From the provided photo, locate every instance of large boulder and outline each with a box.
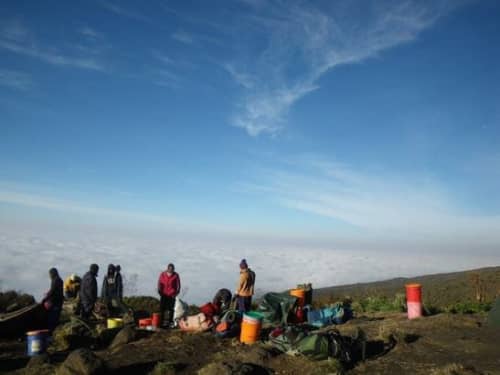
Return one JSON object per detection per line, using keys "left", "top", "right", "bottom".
{"left": 0, "top": 291, "right": 35, "bottom": 312}
{"left": 197, "top": 363, "right": 232, "bottom": 375}
{"left": 109, "top": 325, "right": 137, "bottom": 350}
{"left": 50, "top": 319, "right": 95, "bottom": 352}
{"left": 56, "top": 348, "right": 105, "bottom": 375}
{"left": 24, "top": 353, "right": 55, "bottom": 375}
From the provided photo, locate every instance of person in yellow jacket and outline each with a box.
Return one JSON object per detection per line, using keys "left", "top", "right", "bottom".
{"left": 234, "top": 259, "right": 255, "bottom": 313}
{"left": 64, "top": 274, "right": 82, "bottom": 299}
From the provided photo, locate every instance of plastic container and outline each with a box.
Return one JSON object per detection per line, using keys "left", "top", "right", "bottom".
{"left": 26, "top": 330, "right": 49, "bottom": 356}
{"left": 151, "top": 313, "right": 161, "bottom": 328}
{"left": 139, "top": 318, "right": 153, "bottom": 328}
{"left": 107, "top": 318, "right": 124, "bottom": 329}
{"left": 290, "top": 288, "right": 306, "bottom": 307}
{"left": 240, "top": 311, "right": 263, "bottom": 344}
{"left": 406, "top": 284, "right": 423, "bottom": 319}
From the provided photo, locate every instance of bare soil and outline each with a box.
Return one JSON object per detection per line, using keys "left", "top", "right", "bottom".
{"left": 1, "top": 312, "right": 499, "bottom": 375}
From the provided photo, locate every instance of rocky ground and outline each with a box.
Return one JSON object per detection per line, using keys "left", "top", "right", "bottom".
{"left": 1, "top": 311, "right": 499, "bottom": 375}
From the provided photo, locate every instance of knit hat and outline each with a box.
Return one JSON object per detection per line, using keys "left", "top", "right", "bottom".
{"left": 239, "top": 259, "right": 248, "bottom": 268}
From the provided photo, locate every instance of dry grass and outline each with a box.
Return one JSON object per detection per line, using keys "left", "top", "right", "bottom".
{"left": 429, "top": 363, "right": 481, "bottom": 375}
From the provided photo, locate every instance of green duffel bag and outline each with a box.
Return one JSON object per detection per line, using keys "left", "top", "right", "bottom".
{"left": 295, "top": 329, "right": 356, "bottom": 362}
{"left": 295, "top": 333, "right": 331, "bottom": 361}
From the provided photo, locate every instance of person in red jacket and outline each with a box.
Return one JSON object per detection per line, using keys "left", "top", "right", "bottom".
{"left": 157, "top": 263, "right": 181, "bottom": 328}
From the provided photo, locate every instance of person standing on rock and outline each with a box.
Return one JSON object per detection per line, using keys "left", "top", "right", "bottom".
{"left": 234, "top": 259, "right": 255, "bottom": 313}
{"left": 80, "top": 264, "right": 99, "bottom": 320}
{"left": 41, "top": 267, "right": 64, "bottom": 333}
{"left": 115, "top": 264, "right": 123, "bottom": 302}
{"left": 157, "top": 263, "right": 181, "bottom": 328}
{"left": 102, "top": 264, "right": 119, "bottom": 315}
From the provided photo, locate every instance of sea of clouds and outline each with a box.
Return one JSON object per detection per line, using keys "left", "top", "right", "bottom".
{"left": 1, "top": 221, "right": 499, "bottom": 305}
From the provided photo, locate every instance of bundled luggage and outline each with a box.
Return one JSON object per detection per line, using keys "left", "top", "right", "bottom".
{"left": 307, "top": 302, "right": 353, "bottom": 327}
{"left": 257, "top": 292, "right": 298, "bottom": 325}
{"left": 178, "top": 312, "right": 213, "bottom": 332}
{"left": 269, "top": 326, "right": 364, "bottom": 363}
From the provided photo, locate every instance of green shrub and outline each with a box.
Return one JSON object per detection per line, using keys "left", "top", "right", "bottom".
{"left": 445, "top": 302, "right": 491, "bottom": 314}
{"left": 357, "top": 294, "right": 407, "bottom": 313}
{"left": 123, "top": 296, "right": 160, "bottom": 314}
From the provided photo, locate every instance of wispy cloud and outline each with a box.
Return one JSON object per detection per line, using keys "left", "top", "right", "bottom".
{"left": 0, "top": 20, "right": 105, "bottom": 71}
{"left": 240, "top": 154, "right": 500, "bottom": 243}
{"left": 153, "top": 51, "right": 174, "bottom": 65}
{"left": 225, "top": 1, "right": 456, "bottom": 136}
{"left": 153, "top": 69, "right": 181, "bottom": 89}
{"left": 171, "top": 30, "right": 194, "bottom": 44}
{"left": 0, "top": 69, "right": 32, "bottom": 90}
{"left": 79, "top": 26, "right": 103, "bottom": 39}
{"left": 0, "top": 189, "right": 178, "bottom": 225}
{"left": 100, "top": 1, "right": 150, "bottom": 23}
{"left": 224, "top": 63, "right": 255, "bottom": 89}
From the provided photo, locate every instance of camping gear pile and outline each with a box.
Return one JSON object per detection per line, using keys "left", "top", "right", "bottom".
{"left": 172, "top": 284, "right": 360, "bottom": 364}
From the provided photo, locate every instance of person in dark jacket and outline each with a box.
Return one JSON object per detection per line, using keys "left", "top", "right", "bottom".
{"left": 157, "top": 263, "right": 181, "bottom": 327}
{"left": 102, "top": 264, "right": 120, "bottom": 315}
{"left": 212, "top": 288, "right": 232, "bottom": 313}
{"left": 41, "top": 267, "right": 64, "bottom": 333}
{"left": 115, "top": 265, "right": 123, "bottom": 301}
{"left": 80, "top": 264, "right": 99, "bottom": 320}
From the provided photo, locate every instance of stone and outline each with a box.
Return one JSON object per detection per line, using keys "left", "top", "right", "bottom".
{"left": 56, "top": 348, "right": 105, "bottom": 375}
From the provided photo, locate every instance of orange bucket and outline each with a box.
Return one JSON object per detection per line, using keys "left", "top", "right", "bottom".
{"left": 405, "top": 284, "right": 423, "bottom": 319}
{"left": 290, "top": 288, "right": 306, "bottom": 307}
{"left": 240, "top": 312, "right": 263, "bottom": 344}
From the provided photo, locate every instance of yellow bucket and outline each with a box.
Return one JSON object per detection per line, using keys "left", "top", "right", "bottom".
{"left": 107, "top": 318, "right": 124, "bottom": 329}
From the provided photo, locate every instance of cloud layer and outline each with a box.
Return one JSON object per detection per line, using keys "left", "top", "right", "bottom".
{"left": 1, "top": 220, "right": 498, "bottom": 304}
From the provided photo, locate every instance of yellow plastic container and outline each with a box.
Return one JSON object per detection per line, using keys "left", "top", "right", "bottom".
{"left": 107, "top": 318, "right": 124, "bottom": 329}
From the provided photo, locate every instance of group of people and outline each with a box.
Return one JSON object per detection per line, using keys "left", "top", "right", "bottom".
{"left": 41, "top": 263, "right": 124, "bottom": 332}
{"left": 41, "top": 258, "right": 256, "bottom": 332}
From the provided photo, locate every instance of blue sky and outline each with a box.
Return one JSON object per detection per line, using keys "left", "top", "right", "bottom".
{"left": 1, "top": 0, "right": 500, "bottom": 252}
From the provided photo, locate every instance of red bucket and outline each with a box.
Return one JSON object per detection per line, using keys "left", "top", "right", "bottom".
{"left": 151, "top": 313, "right": 161, "bottom": 328}
{"left": 139, "top": 318, "right": 152, "bottom": 328}
{"left": 405, "top": 284, "right": 422, "bottom": 319}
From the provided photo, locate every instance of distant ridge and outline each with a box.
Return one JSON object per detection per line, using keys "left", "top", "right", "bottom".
{"left": 314, "top": 266, "right": 500, "bottom": 307}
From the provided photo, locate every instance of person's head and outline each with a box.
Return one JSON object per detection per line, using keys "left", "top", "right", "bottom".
{"left": 49, "top": 267, "right": 59, "bottom": 279}
{"left": 239, "top": 259, "right": 248, "bottom": 270}
{"left": 107, "top": 264, "right": 115, "bottom": 276}
{"left": 115, "top": 265, "right": 121, "bottom": 273}
{"left": 90, "top": 263, "right": 99, "bottom": 276}
{"left": 167, "top": 263, "right": 175, "bottom": 273}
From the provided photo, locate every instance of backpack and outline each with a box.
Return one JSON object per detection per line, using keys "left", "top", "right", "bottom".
{"left": 270, "top": 327, "right": 359, "bottom": 363}
{"left": 268, "top": 326, "right": 309, "bottom": 352}
{"left": 214, "top": 309, "right": 241, "bottom": 338}
{"left": 307, "top": 303, "right": 353, "bottom": 327}
{"left": 249, "top": 269, "right": 256, "bottom": 286}
{"left": 296, "top": 329, "right": 356, "bottom": 362}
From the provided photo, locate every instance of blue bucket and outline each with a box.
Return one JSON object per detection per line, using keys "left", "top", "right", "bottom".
{"left": 26, "top": 330, "right": 49, "bottom": 356}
